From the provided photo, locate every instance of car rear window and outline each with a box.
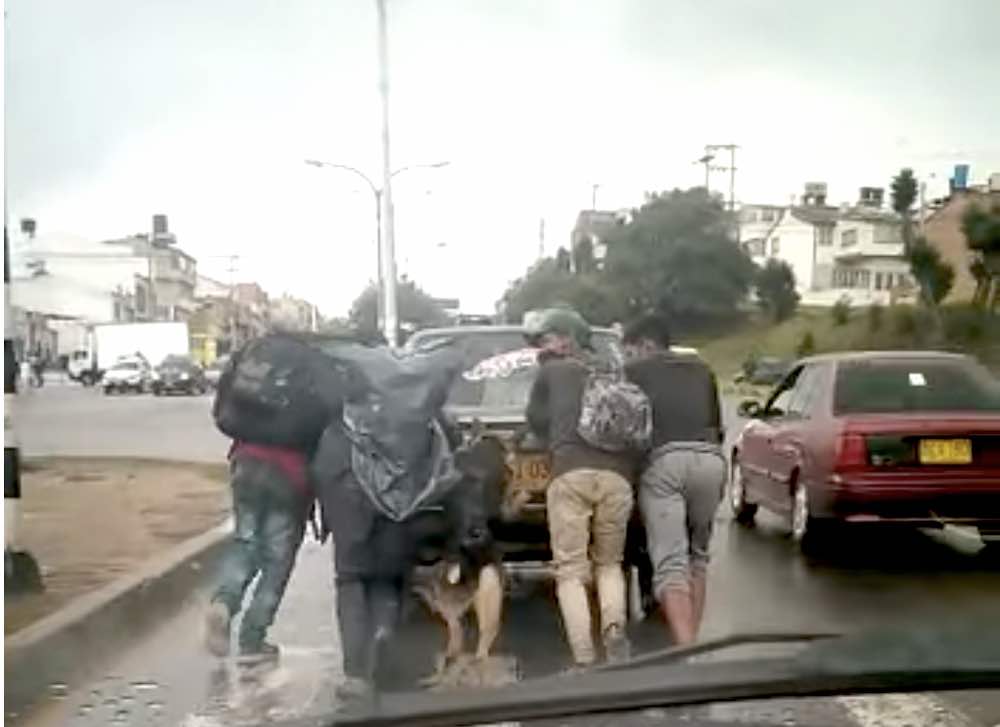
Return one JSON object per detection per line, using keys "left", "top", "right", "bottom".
{"left": 834, "top": 358, "right": 1000, "bottom": 415}
{"left": 407, "top": 330, "right": 621, "bottom": 411}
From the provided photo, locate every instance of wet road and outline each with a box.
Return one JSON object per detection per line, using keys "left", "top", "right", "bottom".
{"left": 12, "top": 512, "right": 999, "bottom": 727}
{"left": 9, "top": 391, "right": 1000, "bottom": 726}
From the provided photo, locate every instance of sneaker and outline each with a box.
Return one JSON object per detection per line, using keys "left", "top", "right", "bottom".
{"left": 558, "top": 663, "right": 591, "bottom": 678}
{"left": 335, "top": 676, "right": 374, "bottom": 704}
{"left": 238, "top": 640, "right": 280, "bottom": 663}
{"left": 204, "top": 600, "right": 231, "bottom": 657}
{"left": 603, "top": 624, "right": 631, "bottom": 664}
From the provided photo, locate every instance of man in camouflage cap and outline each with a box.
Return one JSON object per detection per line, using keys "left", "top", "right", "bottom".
{"left": 525, "top": 307, "right": 635, "bottom": 669}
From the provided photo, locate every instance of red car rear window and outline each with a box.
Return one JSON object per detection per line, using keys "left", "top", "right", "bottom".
{"left": 833, "top": 359, "right": 1000, "bottom": 415}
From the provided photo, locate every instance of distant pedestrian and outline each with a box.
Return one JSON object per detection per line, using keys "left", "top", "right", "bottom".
{"left": 526, "top": 308, "right": 636, "bottom": 669}
{"left": 624, "top": 314, "right": 725, "bottom": 645}
{"left": 204, "top": 440, "right": 313, "bottom": 661}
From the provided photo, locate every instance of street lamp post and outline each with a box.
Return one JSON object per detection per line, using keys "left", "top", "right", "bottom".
{"left": 305, "top": 159, "right": 449, "bottom": 339}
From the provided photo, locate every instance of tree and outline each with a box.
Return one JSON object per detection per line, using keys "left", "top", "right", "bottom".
{"left": 892, "top": 167, "right": 951, "bottom": 323}
{"left": 348, "top": 277, "right": 449, "bottom": 335}
{"left": 908, "top": 238, "right": 954, "bottom": 306}
{"left": 600, "top": 188, "right": 756, "bottom": 326}
{"left": 499, "top": 258, "right": 573, "bottom": 324}
{"left": 890, "top": 168, "right": 918, "bottom": 253}
{"left": 962, "top": 201, "right": 1000, "bottom": 312}
{"left": 754, "top": 259, "right": 800, "bottom": 322}
{"left": 499, "top": 258, "right": 623, "bottom": 326}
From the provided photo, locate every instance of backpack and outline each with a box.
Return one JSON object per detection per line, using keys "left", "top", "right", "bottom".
{"left": 577, "top": 367, "right": 652, "bottom": 453}
{"left": 212, "top": 334, "right": 349, "bottom": 451}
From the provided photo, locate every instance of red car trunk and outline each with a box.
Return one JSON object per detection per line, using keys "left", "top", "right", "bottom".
{"left": 830, "top": 412, "right": 1000, "bottom": 525}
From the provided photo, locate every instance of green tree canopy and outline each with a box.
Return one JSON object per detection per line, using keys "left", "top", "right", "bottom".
{"left": 962, "top": 201, "right": 1000, "bottom": 310}
{"left": 755, "top": 259, "right": 800, "bottom": 322}
{"left": 908, "top": 238, "right": 955, "bottom": 306}
{"left": 499, "top": 258, "right": 623, "bottom": 326}
{"left": 349, "top": 277, "right": 450, "bottom": 335}
{"left": 600, "top": 188, "right": 755, "bottom": 323}
{"left": 891, "top": 168, "right": 918, "bottom": 252}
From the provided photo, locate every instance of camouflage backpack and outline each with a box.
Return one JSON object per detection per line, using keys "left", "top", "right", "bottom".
{"left": 577, "top": 367, "right": 652, "bottom": 454}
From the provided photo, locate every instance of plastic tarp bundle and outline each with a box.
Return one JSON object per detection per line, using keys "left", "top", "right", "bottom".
{"left": 327, "top": 343, "right": 466, "bottom": 522}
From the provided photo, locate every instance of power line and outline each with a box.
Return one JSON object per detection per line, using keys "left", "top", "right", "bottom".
{"left": 697, "top": 144, "right": 740, "bottom": 211}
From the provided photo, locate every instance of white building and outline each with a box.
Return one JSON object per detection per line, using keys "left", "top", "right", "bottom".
{"left": 740, "top": 184, "right": 915, "bottom": 306}
{"left": 11, "top": 228, "right": 151, "bottom": 323}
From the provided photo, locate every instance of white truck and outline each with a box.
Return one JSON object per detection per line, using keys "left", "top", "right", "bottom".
{"left": 68, "top": 322, "right": 191, "bottom": 386}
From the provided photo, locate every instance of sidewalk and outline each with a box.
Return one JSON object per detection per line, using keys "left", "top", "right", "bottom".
{"left": 5, "top": 458, "right": 231, "bottom": 635}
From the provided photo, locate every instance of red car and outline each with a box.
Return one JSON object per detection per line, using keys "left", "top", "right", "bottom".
{"left": 731, "top": 351, "right": 1000, "bottom": 551}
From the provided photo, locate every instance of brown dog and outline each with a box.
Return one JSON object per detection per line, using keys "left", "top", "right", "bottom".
{"left": 410, "top": 437, "right": 527, "bottom": 688}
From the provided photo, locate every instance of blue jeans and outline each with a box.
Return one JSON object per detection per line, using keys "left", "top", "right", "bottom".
{"left": 213, "top": 454, "right": 309, "bottom": 649}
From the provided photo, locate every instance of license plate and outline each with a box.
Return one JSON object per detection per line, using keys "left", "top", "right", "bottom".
{"left": 512, "top": 453, "right": 552, "bottom": 491}
{"left": 918, "top": 439, "right": 972, "bottom": 465}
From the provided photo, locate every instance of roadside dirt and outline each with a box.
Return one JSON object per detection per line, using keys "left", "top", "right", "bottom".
{"left": 5, "top": 458, "right": 231, "bottom": 635}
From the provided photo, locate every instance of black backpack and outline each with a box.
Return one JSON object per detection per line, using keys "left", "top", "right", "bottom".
{"left": 212, "top": 334, "right": 350, "bottom": 451}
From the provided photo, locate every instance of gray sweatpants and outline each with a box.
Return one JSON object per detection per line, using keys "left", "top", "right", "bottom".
{"left": 639, "top": 443, "right": 727, "bottom": 598}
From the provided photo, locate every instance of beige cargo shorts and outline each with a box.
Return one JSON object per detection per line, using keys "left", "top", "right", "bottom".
{"left": 546, "top": 468, "right": 634, "bottom": 583}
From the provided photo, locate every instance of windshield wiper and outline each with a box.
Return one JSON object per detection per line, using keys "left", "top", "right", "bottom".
{"left": 591, "top": 630, "right": 838, "bottom": 671}
{"left": 318, "top": 626, "right": 1000, "bottom": 727}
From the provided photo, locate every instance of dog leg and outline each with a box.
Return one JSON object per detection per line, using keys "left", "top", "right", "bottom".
{"left": 474, "top": 564, "right": 503, "bottom": 660}
{"left": 445, "top": 612, "right": 465, "bottom": 662}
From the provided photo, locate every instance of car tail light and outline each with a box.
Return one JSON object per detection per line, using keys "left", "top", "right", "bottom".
{"left": 835, "top": 433, "right": 868, "bottom": 471}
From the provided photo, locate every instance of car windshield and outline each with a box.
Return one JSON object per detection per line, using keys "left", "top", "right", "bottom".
{"left": 408, "top": 330, "right": 622, "bottom": 412}
{"left": 835, "top": 358, "right": 1000, "bottom": 414}
{"left": 113, "top": 362, "right": 140, "bottom": 371}
{"left": 159, "top": 355, "right": 192, "bottom": 369}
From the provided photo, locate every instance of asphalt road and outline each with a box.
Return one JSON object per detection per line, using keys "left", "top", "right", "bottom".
{"left": 14, "top": 382, "right": 228, "bottom": 463}
{"left": 8, "top": 389, "right": 1000, "bottom": 727}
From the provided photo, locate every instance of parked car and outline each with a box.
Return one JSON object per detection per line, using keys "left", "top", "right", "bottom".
{"left": 204, "top": 355, "right": 230, "bottom": 390}
{"left": 152, "top": 355, "right": 208, "bottom": 396}
{"left": 403, "top": 325, "right": 700, "bottom": 619}
{"left": 731, "top": 351, "right": 1000, "bottom": 553}
{"left": 736, "top": 356, "right": 793, "bottom": 386}
{"left": 102, "top": 357, "right": 153, "bottom": 395}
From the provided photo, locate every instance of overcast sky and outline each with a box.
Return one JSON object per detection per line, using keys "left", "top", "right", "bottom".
{"left": 6, "top": 0, "right": 1000, "bottom": 316}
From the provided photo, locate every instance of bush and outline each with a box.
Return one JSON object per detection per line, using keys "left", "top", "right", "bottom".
{"left": 893, "top": 305, "right": 918, "bottom": 336}
{"left": 867, "top": 303, "right": 884, "bottom": 332}
{"left": 796, "top": 331, "right": 816, "bottom": 358}
{"left": 832, "top": 297, "right": 852, "bottom": 326}
{"left": 943, "top": 306, "right": 987, "bottom": 343}
{"left": 754, "top": 259, "right": 800, "bottom": 322}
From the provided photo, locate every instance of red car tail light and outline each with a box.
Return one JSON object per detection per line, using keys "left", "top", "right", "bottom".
{"left": 835, "top": 433, "right": 868, "bottom": 471}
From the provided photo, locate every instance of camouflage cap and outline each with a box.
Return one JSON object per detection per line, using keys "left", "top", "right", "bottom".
{"left": 524, "top": 307, "right": 592, "bottom": 349}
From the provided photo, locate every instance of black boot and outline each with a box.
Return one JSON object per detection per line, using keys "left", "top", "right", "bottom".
{"left": 367, "top": 580, "right": 402, "bottom": 689}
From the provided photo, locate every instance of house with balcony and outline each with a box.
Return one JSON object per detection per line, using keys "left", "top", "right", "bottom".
{"left": 740, "top": 183, "right": 838, "bottom": 294}
{"left": 740, "top": 184, "right": 914, "bottom": 306}
{"left": 825, "top": 201, "right": 913, "bottom": 305}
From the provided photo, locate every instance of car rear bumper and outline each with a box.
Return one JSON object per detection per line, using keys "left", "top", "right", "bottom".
{"left": 826, "top": 471, "right": 1000, "bottom": 528}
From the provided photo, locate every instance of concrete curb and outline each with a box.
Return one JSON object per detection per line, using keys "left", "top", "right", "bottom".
{"left": 4, "top": 518, "right": 233, "bottom": 715}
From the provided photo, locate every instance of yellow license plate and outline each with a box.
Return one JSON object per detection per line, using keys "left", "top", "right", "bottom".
{"left": 918, "top": 439, "right": 972, "bottom": 465}
{"left": 512, "top": 454, "right": 552, "bottom": 490}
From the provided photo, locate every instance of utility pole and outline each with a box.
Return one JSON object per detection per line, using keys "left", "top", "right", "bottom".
{"left": 376, "top": 0, "right": 399, "bottom": 347}
{"left": 538, "top": 217, "right": 546, "bottom": 260}
{"left": 705, "top": 143, "right": 739, "bottom": 212}
{"left": 696, "top": 150, "right": 714, "bottom": 190}
{"left": 226, "top": 254, "right": 239, "bottom": 350}
{"left": 591, "top": 184, "right": 600, "bottom": 210}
